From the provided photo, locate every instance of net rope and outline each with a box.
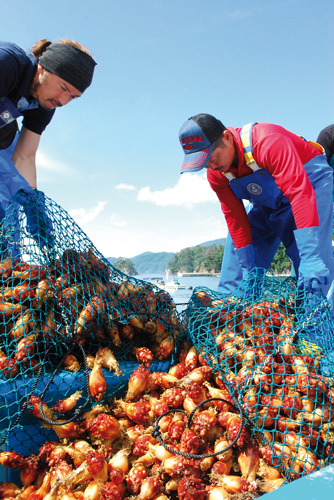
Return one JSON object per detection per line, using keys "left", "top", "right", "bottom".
{"left": 0, "top": 191, "right": 181, "bottom": 453}
{"left": 181, "top": 271, "right": 334, "bottom": 481}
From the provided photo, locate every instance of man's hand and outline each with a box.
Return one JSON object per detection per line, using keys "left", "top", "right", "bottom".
{"left": 14, "top": 189, "right": 54, "bottom": 247}
{"left": 12, "top": 127, "right": 40, "bottom": 188}
{"left": 234, "top": 244, "right": 265, "bottom": 299}
{"left": 294, "top": 227, "right": 330, "bottom": 292}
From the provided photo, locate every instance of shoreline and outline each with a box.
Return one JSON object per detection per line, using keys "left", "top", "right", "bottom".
{"left": 176, "top": 272, "right": 292, "bottom": 278}
{"left": 177, "top": 272, "right": 220, "bottom": 277}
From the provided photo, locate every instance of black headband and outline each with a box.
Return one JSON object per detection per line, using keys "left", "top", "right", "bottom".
{"left": 38, "top": 43, "right": 96, "bottom": 93}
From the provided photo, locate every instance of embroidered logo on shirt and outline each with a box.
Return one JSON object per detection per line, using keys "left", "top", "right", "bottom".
{"left": 247, "top": 183, "right": 263, "bottom": 195}
{"left": 0, "top": 111, "right": 14, "bottom": 124}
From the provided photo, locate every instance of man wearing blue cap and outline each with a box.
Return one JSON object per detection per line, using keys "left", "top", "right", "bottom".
{"left": 178, "top": 114, "right": 334, "bottom": 315}
{"left": 0, "top": 38, "right": 96, "bottom": 252}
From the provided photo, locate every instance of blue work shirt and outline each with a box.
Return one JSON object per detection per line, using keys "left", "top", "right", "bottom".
{"left": 0, "top": 41, "right": 55, "bottom": 144}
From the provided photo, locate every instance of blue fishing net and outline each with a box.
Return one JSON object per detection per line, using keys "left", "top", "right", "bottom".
{"left": 0, "top": 190, "right": 181, "bottom": 454}
{"left": 182, "top": 271, "right": 334, "bottom": 481}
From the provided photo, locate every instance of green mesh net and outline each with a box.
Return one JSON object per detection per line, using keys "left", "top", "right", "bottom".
{"left": 0, "top": 191, "right": 181, "bottom": 455}
{"left": 182, "top": 271, "right": 334, "bottom": 482}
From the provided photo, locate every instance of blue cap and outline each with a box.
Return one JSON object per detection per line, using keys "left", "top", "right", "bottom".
{"left": 179, "top": 114, "right": 226, "bottom": 174}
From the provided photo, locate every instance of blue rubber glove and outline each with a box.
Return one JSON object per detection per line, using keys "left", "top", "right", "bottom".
{"left": 0, "top": 182, "right": 23, "bottom": 259}
{"left": 235, "top": 244, "right": 256, "bottom": 277}
{"left": 0, "top": 142, "right": 34, "bottom": 257}
{"left": 234, "top": 244, "right": 265, "bottom": 298}
{"left": 0, "top": 147, "right": 33, "bottom": 200}
{"left": 14, "top": 189, "right": 54, "bottom": 247}
{"left": 294, "top": 227, "right": 330, "bottom": 292}
{"left": 1, "top": 201, "right": 22, "bottom": 258}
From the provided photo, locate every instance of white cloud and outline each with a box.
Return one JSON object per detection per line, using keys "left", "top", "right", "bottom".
{"left": 137, "top": 172, "right": 216, "bottom": 208}
{"left": 86, "top": 211, "right": 227, "bottom": 258}
{"left": 307, "top": 465, "right": 334, "bottom": 482}
{"left": 203, "top": 216, "right": 228, "bottom": 239}
{"left": 110, "top": 214, "right": 127, "bottom": 227}
{"left": 36, "top": 150, "right": 73, "bottom": 175}
{"left": 69, "top": 201, "right": 107, "bottom": 225}
{"left": 115, "top": 183, "right": 137, "bottom": 190}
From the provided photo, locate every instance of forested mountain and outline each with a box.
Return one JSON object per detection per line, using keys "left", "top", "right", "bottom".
{"left": 107, "top": 252, "right": 174, "bottom": 274}
{"left": 132, "top": 252, "right": 175, "bottom": 274}
{"left": 107, "top": 238, "right": 224, "bottom": 273}
{"left": 107, "top": 257, "right": 117, "bottom": 265}
{"left": 107, "top": 238, "right": 291, "bottom": 275}
{"left": 168, "top": 242, "right": 291, "bottom": 275}
{"left": 168, "top": 244, "right": 224, "bottom": 274}
{"left": 113, "top": 258, "right": 138, "bottom": 275}
{"left": 198, "top": 238, "right": 226, "bottom": 247}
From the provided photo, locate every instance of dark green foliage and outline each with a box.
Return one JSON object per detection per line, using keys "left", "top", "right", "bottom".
{"left": 169, "top": 244, "right": 224, "bottom": 274}
{"left": 268, "top": 242, "right": 292, "bottom": 275}
{"left": 106, "top": 239, "right": 226, "bottom": 275}
{"left": 108, "top": 252, "right": 174, "bottom": 274}
{"left": 109, "top": 239, "right": 290, "bottom": 276}
{"left": 168, "top": 241, "right": 291, "bottom": 275}
{"left": 113, "top": 258, "right": 138, "bottom": 275}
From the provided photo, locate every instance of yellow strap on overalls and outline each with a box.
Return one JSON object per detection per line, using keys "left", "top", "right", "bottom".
{"left": 241, "top": 124, "right": 325, "bottom": 164}
{"left": 223, "top": 122, "right": 258, "bottom": 181}
{"left": 240, "top": 122, "right": 261, "bottom": 170}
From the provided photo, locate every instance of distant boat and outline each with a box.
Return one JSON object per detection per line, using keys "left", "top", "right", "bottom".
{"left": 164, "top": 278, "right": 187, "bottom": 290}
{"left": 147, "top": 271, "right": 191, "bottom": 290}
{"left": 162, "top": 269, "right": 186, "bottom": 289}
{"left": 148, "top": 278, "right": 166, "bottom": 288}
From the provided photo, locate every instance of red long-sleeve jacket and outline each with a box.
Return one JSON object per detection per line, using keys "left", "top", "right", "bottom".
{"left": 207, "top": 122, "right": 321, "bottom": 249}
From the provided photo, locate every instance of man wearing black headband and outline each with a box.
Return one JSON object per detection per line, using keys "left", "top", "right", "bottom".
{"left": 0, "top": 39, "right": 96, "bottom": 252}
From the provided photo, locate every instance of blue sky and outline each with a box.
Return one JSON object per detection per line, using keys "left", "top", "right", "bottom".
{"left": 3, "top": 0, "right": 334, "bottom": 258}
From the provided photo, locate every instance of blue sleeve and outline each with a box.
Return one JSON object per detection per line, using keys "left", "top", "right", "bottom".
{"left": 22, "top": 107, "right": 55, "bottom": 135}
{"left": 0, "top": 42, "right": 55, "bottom": 135}
{"left": 0, "top": 41, "right": 27, "bottom": 95}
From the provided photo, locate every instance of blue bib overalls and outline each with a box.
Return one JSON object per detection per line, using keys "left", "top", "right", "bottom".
{"left": 217, "top": 123, "right": 334, "bottom": 317}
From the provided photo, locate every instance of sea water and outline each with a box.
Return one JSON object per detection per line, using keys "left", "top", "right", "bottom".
{"left": 134, "top": 273, "right": 220, "bottom": 312}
